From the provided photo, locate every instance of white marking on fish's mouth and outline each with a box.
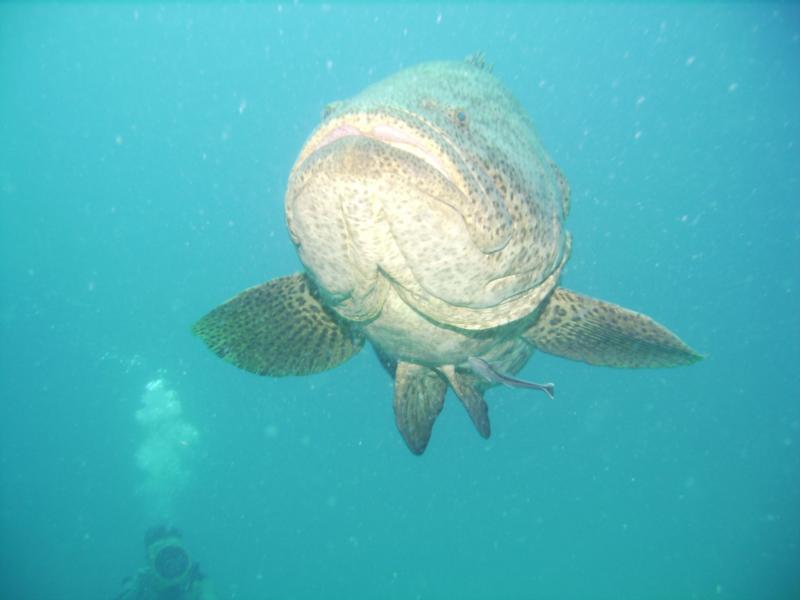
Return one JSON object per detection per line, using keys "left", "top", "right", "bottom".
{"left": 310, "top": 122, "right": 452, "bottom": 183}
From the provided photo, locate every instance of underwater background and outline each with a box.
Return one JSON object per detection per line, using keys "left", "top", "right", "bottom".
{"left": 1, "top": 3, "right": 799, "bottom": 599}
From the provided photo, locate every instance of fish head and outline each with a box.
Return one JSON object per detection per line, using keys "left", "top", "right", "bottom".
{"left": 285, "top": 62, "right": 570, "bottom": 342}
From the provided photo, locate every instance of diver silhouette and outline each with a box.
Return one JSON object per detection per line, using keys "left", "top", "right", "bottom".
{"left": 114, "top": 526, "right": 218, "bottom": 600}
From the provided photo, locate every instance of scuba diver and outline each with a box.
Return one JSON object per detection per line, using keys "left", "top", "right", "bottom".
{"left": 114, "top": 526, "right": 218, "bottom": 600}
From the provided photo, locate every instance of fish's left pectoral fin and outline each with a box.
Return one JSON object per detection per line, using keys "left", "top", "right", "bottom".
{"left": 394, "top": 362, "right": 447, "bottom": 455}
{"left": 523, "top": 287, "right": 703, "bottom": 368}
{"left": 192, "top": 273, "right": 364, "bottom": 377}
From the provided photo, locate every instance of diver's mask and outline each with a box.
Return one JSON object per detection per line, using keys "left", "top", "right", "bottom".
{"left": 147, "top": 535, "right": 191, "bottom": 589}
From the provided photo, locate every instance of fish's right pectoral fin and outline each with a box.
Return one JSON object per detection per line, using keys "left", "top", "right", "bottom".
{"left": 393, "top": 362, "right": 447, "bottom": 455}
{"left": 523, "top": 287, "right": 703, "bottom": 368}
{"left": 192, "top": 273, "right": 364, "bottom": 376}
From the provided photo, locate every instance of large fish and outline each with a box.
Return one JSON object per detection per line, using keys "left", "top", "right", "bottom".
{"left": 194, "top": 56, "right": 701, "bottom": 454}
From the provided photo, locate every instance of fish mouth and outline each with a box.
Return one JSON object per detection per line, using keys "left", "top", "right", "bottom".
{"left": 296, "top": 110, "right": 456, "bottom": 185}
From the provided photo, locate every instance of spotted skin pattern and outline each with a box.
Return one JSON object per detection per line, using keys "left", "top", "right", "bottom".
{"left": 287, "top": 59, "right": 570, "bottom": 336}
{"left": 393, "top": 363, "right": 447, "bottom": 455}
{"left": 192, "top": 274, "right": 364, "bottom": 377}
{"left": 524, "top": 288, "right": 702, "bottom": 368}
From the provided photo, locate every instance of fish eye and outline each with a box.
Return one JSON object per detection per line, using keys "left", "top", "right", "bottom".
{"left": 456, "top": 111, "right": 467, "bottom": 123}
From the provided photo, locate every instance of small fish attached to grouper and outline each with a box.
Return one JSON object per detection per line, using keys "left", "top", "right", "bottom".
{"left": 467, "top": 357, "right": 555, "bottom": 400}
{"left": 193, "top": 55, "right": 702, "bottom": 455}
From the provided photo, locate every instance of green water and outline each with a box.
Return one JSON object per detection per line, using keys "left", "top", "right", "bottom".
{"left": 1, "top": 4, "right": 798, "bottom": 599}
